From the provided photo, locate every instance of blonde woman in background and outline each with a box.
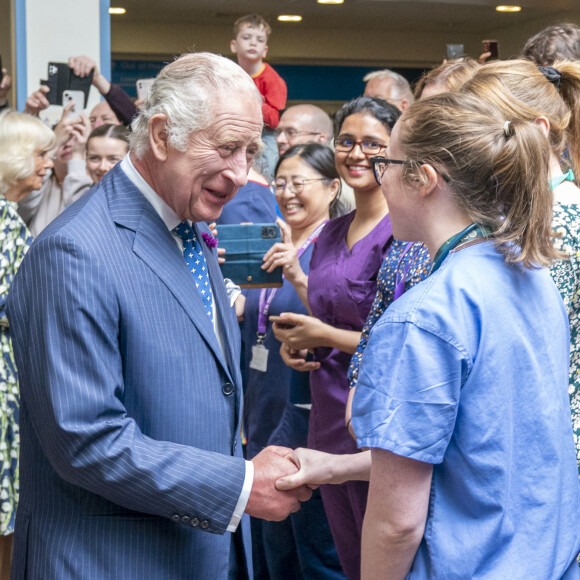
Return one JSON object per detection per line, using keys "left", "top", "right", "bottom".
{"left": 0, "top": 109, "right": 54, "bottom": 577}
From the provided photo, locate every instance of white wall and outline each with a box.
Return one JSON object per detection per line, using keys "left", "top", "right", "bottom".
{"left": 19, "top": 0, "right": 104, "bottom": 121}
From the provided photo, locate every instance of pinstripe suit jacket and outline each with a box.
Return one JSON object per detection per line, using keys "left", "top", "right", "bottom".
{"left": 7, "top": 164, "right": 251, "bottom": 579}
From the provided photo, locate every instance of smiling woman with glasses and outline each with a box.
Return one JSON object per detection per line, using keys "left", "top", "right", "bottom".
{"left": 271, "top": 176, "right": 327, "bottom": 194}
{"left": 270, "top": 96, "right": 431, "bottom": 580}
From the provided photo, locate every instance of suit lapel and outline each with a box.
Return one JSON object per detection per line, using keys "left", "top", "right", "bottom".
{"left": 106, "top": 166, "right": 233, "bottom": 381}
{"left": 197, "top": 223, "right": 240, "bottom": 382}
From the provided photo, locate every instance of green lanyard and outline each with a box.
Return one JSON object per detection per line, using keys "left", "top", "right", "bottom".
{"left": 430, "top": 223, "right": 492, "bottom": 275}
{"left": 549, "top": 168, "right": 575, "bottom": 190}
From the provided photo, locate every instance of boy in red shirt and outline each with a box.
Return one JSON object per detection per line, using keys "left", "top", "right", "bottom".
{"left": 231, "top": 14, "right": 287, "bottom": 178}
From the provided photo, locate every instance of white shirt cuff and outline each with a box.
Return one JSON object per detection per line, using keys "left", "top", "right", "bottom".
{"left": 227, "top": 459, "right": 254, "bottom": 532}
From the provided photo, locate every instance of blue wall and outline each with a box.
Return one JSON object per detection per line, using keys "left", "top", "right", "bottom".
{"left": 112, "top": 58, "right": 426, "bottom": 102}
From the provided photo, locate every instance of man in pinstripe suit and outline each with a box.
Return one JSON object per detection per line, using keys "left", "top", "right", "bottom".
{"left": 6, "top": 53, "right": 310, "bottom": 580}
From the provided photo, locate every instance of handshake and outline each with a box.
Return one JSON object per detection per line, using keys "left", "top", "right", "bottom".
{"left": 245, "top": 445, "right": 312, "bottom": 521}
{"left": 245, "top": 445, "right": 362, "bottom": 521}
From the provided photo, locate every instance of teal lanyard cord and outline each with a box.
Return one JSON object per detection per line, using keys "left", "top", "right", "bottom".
{"left": 549, "top": 168, "right": 575, "bottom": 191}
{"left": 430, "top": 223, "right": 492, "bottom": 275}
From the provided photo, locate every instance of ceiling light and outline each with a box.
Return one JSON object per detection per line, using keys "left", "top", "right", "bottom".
{"left": 495, "top": 5, "right": 521, "bottom": 12}
{"left": 318, "top": 0, "right": 344, "bottom": 4}
{"left": 109, "top": 7, "right": 126, "bottom": 14}
{"left": 277, "top": 15, "right": 302, "bottom": 22}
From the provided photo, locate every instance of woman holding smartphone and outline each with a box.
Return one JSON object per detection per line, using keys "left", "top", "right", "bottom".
{"left": 240, "top": 143, "right": 345, "bottom": 580}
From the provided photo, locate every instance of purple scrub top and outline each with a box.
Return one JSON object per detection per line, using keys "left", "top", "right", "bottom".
{"left": 307, "top": 210, "right": 392, "bottom": 454}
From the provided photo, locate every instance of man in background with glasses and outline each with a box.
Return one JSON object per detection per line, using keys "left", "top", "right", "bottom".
{"left": 275, "top": 104, "right": 334, "bottom": 156}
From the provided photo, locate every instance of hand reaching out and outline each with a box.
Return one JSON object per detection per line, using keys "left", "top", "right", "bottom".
{"left": 276, "top": 447, "right": 371, "bottom": 491}
{"left": 246, "top": 445, "right": 312, "bottom": 521}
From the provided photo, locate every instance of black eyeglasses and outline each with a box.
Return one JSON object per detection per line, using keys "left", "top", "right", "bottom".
{"left": 274, "top": 128, "right": 321, "bottom": 139}
{"left": 370, "top": 156, "right": 417, "bottom": 185}
{"left": 370, "top": 156, "right": 451, "bottom": 185}
{"left": 271, "top": 177, "right": 326, "bottom": 195}
{"left": 334, "top": 138, "right": 387, "bottom": 156}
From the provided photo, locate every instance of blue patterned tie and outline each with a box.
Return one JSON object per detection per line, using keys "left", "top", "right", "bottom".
{"left": 174, "top": 222, "right": 214, "bottom": 323}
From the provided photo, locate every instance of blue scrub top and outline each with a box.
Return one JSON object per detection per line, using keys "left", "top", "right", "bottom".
{"left": 353, "top": 241, "right": 580, "bottom": 579}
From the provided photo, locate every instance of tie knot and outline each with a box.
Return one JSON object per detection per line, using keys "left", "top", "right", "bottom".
{"left": 174, "top": 221, "right": 194, "bottom": 242}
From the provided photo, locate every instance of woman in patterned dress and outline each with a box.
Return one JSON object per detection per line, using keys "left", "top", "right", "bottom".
{"left": 461, "top": 59, "right": 580, "bottom": 471}
{"left": 0, "top": 110, "right": 54, "bottom": 573}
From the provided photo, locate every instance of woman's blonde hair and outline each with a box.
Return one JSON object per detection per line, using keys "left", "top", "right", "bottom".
{"left": 0, "top": 109, "right": 54, "bottom": 195}
{"left": 414, "top": 58, "right": 481, "bottom": 99}
{"left": 462, "top": 58, "right": 580, "bottom": 177}
{"left": 398, "top": 91, "right": 558, "bottom": 268}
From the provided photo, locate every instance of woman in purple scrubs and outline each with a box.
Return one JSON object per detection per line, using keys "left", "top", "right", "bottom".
{"left": 271, "top": 97, "right": 407, "bottom": 579}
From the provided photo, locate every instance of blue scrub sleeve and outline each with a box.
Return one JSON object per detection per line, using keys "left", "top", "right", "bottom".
{"left": 352, "top": 318, "right": 470, "bottom": 464}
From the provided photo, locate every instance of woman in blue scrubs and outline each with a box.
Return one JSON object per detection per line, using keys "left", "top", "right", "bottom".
{"left": 278, "top": 91, "right": 580, "bottom": 579}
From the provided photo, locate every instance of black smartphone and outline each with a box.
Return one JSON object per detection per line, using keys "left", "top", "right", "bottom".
{"left": 44, "top": 62, "right": 93, "bottom": 106}
{"left": 482, "top": 39, "right": 499, "bottom": 61}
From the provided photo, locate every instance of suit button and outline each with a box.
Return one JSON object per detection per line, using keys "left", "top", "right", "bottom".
{"left": 200, "top": 519, "right": 210, "bottom": 529}
{"left": 222, "top": 383, "right": 234, "bottom": 396}
{"left": 232, "top": 439, "right": 238, "bottom": 453}
{"left": 181, "top": 515, "right": 191, "bottom": 524}
{"left": 191, "top": 517, "right": 200, "bottom": 527}
{"left": 171, "top": 514, "right": 180, "bottom": 522}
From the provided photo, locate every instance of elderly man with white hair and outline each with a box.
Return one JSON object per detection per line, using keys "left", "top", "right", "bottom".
{"left": 7, "top": 52, "right": 310, "bottom": 580}
{"left": 363, "top": 69, "right": 414, "bottom": 112}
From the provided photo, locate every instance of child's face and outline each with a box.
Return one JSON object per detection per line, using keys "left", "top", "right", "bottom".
{"left": 231, "top": 24, "right": 268, "bottom": 62}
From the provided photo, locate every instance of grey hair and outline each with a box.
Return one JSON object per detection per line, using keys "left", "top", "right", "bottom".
{"left": 363, "top": 69, "right": 414, "bottom": 103}
{"left": 0, "top": 109, "right": 55, "bottom": 195}
{"left": 130, "top": 52, "right": 263, "bottom": 158}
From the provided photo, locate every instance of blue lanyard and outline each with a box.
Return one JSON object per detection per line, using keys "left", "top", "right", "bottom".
{"left": 430, "top": 223, "right": 491, "bottom": 275}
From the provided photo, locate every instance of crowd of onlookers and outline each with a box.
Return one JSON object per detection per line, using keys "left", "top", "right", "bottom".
{"left": 1, "top": 14, "right": 580, "bottom": 580}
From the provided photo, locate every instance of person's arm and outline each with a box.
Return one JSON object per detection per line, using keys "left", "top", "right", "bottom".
{"left": 68, "top": 56, "right": 138, "bottom": 125}
{"left": 361, "top": 448, "right": 432, "bottom": 580}
{"left": 63, "top": 114, "right": 93, "bottom": 205}
{"left": 272, "top": 312, "right": 361, "bottom": 354}
{"left": 8, "top": 234, "right": 306, "bottom": 533}
{"left": 258, "top": 66, "right": 287, "bottom": 129}
{"left": 276, "top": 448, "right": 371, "bottom": 490}
{"left": 105, "top": 84, "right": 139, "bottom": 126}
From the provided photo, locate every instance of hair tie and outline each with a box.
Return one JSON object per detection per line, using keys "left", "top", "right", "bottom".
{"left": 538, "top": 66, "right": 562, "bottom": 91}
{"left": 503, "top": 120, "right": 512, "bottom": 139}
